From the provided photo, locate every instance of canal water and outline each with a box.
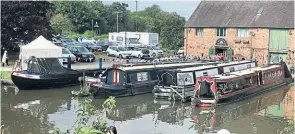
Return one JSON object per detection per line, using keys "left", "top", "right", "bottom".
{"left": 1, "top": 85, "right": 293, "bottom": 134}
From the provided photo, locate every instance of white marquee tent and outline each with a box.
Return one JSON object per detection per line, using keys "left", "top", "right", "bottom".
{"left": 19, "top": 35, "right": 63, "bottom": 70}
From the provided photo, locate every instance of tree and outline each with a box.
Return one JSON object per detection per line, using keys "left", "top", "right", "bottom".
{"left": 100, "top": 2, "right": 130, "bottom": 33}
{"left": 50, "top": 14, "right": 73, "bottom": 34}
{"left": 1, "top": 1, "right": 55, "bottom": 48}
{"left": 127, "top": 4, "right": 186, "bottom": 49}
{"left": 53, "top": 1, "right": 106, "bottom": 34}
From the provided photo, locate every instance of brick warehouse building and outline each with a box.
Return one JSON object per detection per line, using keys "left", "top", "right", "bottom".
{"left": 184, "top": 1, "right": 294, "bottom": 66}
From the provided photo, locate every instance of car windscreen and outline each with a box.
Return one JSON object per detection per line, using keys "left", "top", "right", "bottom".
{"left": 117, "top": 47, "right": 126, "bottom": 51}
{"left": 151, "top": 46, "right": 161, "bottom": 50}
{"left": 62, "top": 48, "right": 72, "bottom": 54}
{"left": 76, "top": 47, "right": 89, "bottom": 52}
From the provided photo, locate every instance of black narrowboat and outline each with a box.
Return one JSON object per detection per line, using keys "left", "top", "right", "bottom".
{"left": 153, "top": 60, "right": 257, "bottom": 100}
{"left": 191, "top": 62, "right": 293, "bottom": 107}
{"left": 11, "top": 58, "right": 81, "bottom": 89}
{"left": 91, "top": 61, "right": 218, "bottom": 97}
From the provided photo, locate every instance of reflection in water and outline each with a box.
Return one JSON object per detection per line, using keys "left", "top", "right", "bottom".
{"left": 1, "top": 85, "right": 293, "bottom": 134}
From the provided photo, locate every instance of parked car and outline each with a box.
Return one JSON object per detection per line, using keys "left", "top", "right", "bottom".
{"left": 106, "top": 46, "right": 132, "bottom": 59}
{"left": 143, "top": 46, "right": 163, "bottom": 58}
{"left": 127, "top": 47, "right": 150, "bottom": 59}
{"left": 62, "top": 48, "right": 76, "bottom": 63}
{"left": 97, "top": 41, "right": 118, "bottom": 51}
{"left": 67, "top": 46, "right": 96, "bottom": 62}
{"left": 54, "top": 42, "right": 67, "bottom": 47}
{"left": 177, "top": 47, "right": 184, "bottom": 55}
{"left": 79, "top": 42, "right": 102, "bottom": 52}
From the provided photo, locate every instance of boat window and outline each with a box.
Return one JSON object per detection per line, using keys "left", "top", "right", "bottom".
{"left": 128, "top": 73, "right": 137, "bottom": 83}
{"left": 229, "top": 67, "right": 235, "bottom": 72}
{"left": 203, "top": 72, "right": 208, "bottom": 76}
{"left": 247, "top": 64, "right": 251, "bottom": 68}
{"left": 27, "top": 60, "right": 40, "bottom": 73}
{"left": 137, "top": 72, "right": 148, "bottom": 82}
{"left": 177, "top": 72, "right": 194, "bottom": 85}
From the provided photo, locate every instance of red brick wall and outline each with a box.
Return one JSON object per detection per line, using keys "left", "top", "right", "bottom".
{"left": 184, "top": 28, "right": 294, "bottom": 66}
{"left": 287, "top": 29, "right": 294, "bottom": 66}
{"left": 184, "top": 28, "right": 216, "bottom": 56}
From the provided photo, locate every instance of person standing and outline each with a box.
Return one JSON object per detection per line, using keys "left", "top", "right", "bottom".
{"left": 2, "top": 50, "right": 9, "bottom": 66}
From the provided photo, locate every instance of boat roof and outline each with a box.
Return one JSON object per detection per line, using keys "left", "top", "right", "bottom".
{"left": 173, "top": 60, "right": 255, "bottom": 72}
{"left": 118, "top": 61, "right": 216, "bottom": 71}
{"left": 213, "top": 65, "right": 281, "bottom": 80}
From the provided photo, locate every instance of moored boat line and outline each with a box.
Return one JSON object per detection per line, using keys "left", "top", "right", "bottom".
{"left": 191, "top": 61, "right": 293, "bottom": 107}
{"left": 153, "top": 60, "right": 257, "bottom": 101}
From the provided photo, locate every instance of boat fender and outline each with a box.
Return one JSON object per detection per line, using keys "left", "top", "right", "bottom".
{"left": 152, "top": 87, "right": 158, "bottom": 93}
{"left": 217, "top": 129, "right": 231, "bottom": 134}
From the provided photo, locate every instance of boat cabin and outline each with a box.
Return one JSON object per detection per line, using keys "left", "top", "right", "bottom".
{"left": 194, "top": 63, "right": 290, "bottom": 106}
{"left": 98, "top": 61, "right": 219, "bottom": 96}
{"left": 104, "top": 61, "right": 218, "bottom": 86}
{"left": 158, "top": 60, "right": 257, "bottom": 88}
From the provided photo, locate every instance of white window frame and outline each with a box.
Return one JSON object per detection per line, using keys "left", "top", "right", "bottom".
{"left": 195, "top": 28, "right": 204, "bottom": 36}
{"left": 236, "top": 28, "right": 249, "bottom": 37}
{"left": 216, "top": 28, "right": 226, "bottom": 37}
{"left": 137, "top": 72, "right": 148, "bottom": 82}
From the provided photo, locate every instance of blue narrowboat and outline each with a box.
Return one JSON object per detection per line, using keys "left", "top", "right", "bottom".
{"left": 91, "top": 61, "right": 219, "bottom": 97}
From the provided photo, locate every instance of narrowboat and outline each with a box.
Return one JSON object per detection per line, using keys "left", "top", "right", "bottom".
{"left": 90, "top": 61, "right": 219, "bottom": 97}
{"left": 191, "top": 61, "right": 293, "bottom": 107}
{"left": 191, "top": 85, "right": 290, "bottom": 133}
{"left": 11, "top": 58, "right": 81, "bottom": 89}
{"left": 153, "top": 60, "right": 257, "bottom": 101}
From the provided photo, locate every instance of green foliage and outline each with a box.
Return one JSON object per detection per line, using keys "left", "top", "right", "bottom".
{"left": 71, "top": 34, "right": 79, "bottom": 41}
{"left": 83, "top": 30, "right": 95, "bottom": 38}
{"left": 127, "top": 4, "right": 186, "bottom": 49}
{"left": 0, "top": 71, "right": 11, "bottom": 80}
{"left": 50, "top": 14, "right": 74, "bottom": 34}
{"left": 1, "top": 1, "right": 55, "bottom": 48}
{"left": 93, "top": 34, "right": 109, "bottom": 40}
{"left": 50, "top": 97, "right": 116, "bottom": 134}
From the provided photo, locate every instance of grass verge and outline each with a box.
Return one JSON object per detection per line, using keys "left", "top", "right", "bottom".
{"left": 0, "top": 71, "right": 11, "bottom": 80}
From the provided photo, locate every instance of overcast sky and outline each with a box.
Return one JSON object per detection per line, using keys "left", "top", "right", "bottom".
{"left": 102, "top": 0, "right": 200, "bottom": 20}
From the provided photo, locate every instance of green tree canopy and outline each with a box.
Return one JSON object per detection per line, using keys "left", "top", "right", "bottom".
{"left": 1, "top": 1, "right": 55, "bottom": 48}
{"left": 50, "top": 14, "right": 73, "bottom": 34}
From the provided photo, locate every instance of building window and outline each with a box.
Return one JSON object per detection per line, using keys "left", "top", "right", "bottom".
{"left": 236, "top": 28, "right": 249, "bottom": 37}
{"left": 217, "top": 28, "right": 226, "bottom": 36}
{"left": 195, "top": 28, "right": 203, "bottom": 36}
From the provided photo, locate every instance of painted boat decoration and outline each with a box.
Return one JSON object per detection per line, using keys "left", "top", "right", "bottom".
{"left": 90, "top": 61, "right": 219, "bottom": 97}
{"left": 11, "top": 58, "right": 81, "bottom": 89}
{"left": 153, "top": 60, "right": 257, "bottom": 101}
{"left": 191, "top": 61, "right": 293, "bottom": 107}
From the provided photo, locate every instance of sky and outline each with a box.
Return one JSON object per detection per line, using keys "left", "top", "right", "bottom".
{"left": 102, "top": 0, "right": 201, "bottom": 20}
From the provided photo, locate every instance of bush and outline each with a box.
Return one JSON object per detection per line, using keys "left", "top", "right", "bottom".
{"left": 83, "top": 30, "right": 95, "bottom": 38}
{"left": 71, "top": 34, "right": 79, "bottom": 41}
{"left": 93, "top": 36, "right": 101, "bottom": 41}
{"left": 93, "top": 34, "right": 109, "bottom": 41}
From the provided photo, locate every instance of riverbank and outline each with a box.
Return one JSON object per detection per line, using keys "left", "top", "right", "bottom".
{"left": 0, "top": 68, "right": 13, "bottom": 85}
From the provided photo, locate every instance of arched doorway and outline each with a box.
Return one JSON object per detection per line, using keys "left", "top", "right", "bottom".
{"left": 208, "top": 38, "right": 233, "bottom": 61}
